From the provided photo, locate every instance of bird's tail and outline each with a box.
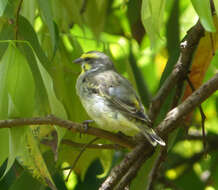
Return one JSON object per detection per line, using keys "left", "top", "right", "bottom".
{"left": 138, "top": 125, "right": 166, "bottom": 147}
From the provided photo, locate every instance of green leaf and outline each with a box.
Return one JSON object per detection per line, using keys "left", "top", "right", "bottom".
{"left": 37, "top": 0, "right": 58, "bottom": 55}
{"left": 0, "top": 129, "right": 9, "bottom": 166}
{"left": 59, "top": 138, "right": 113, "bottom": 180}
{"left": 1, "top": 0, "right": 19, "bottom": 19}
{"left": 141, "top": 0, "right": 166, "bottom": 48}
{"left": 129, "top": 43, "right": 151, "bottom": 108}
{"left": 9, "top": 171, "right": 43, "bottom": 190}
{"left": 52, "top": 0, "right": 83, "bottom": 32}
{"left": 18, "top": 44, "right": 50, "bottom": 115}
{"left": 174, "top": 168, "right": 204, "bottom": 189}
{"left": 0, "top": 43, "right": 35, "bottom": 119}
{"left": 98, "top": 149, "right": 113, "bottom": 178}
{"left": 0, "top": 43, "right": 35, "bottom": 177}
{"left": 0, "top": 44, "right": 11, "bottom": 119}
{"left": 84, "top": 0, "right": 109, "bottom": 37}
{"left": 2, "top": 127, "right": 27, "bottom": 178}
{"left": 18, "top": 129, "right": 57, "bottom": 190}
{"left": 214, "top": 0, "right": 218, "bottom": 18}
{"left": 191, "top": 0, "right": 215, "bottom": 32}
{"left": 36, "top": 57, "right": 67, "bottom": 145}
{"left": 6, "top": 45, "right": 35, "bottom": 117}
{"left": 18, "top": 16, "right": 50, "bottom": 70}
{"left": 0, "top": 21, "right": 14, "bottom": 60}
{"left": 22, "top": 0, "right": 36, "bottom": 25}
{"left": 0, "top": 0, "right": 8, "bottom": 16}
{"left": 131, "top": 150, "right": 160, "bottom": 189}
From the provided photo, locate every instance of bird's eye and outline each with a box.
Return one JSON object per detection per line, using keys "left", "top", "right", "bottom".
{"left": 84, "top": 57, "right": 91, "bottom": 62}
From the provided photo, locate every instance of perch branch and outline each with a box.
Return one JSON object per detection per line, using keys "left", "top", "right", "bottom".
{"left": 0, "top": 115, "right": 136, "bottom": 149}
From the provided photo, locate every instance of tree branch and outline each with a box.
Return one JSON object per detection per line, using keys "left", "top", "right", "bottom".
{"left": 158, "top": 73, "right": 218, "bottom": 135}
{"left": 0, "top": 115, "right": 136, "bottom": 149}
{"left": 149, "top": 20, "right": 204, "bottom": 121}
{"left": 114, "top": 148, "right": 154, "bottom": 190}
{"left": 99, "top": 142, "right": 153, "bottom": 190}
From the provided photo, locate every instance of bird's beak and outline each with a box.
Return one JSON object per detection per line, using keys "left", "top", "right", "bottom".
{"left": 73, "top": 57, "right": 84, "bottom": 64}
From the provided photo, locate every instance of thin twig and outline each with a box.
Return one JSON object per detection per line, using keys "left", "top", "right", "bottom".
{"left": 146, "top": 146, "right": 167, "bottom": 190}
{"left": 61, "top": 139, "right": 123, "bottom": 150}
{"left": 65, "top": 137, "right": 99, "bottom": 181}
{"left": 186, "top": 76, "right": 207, "bottom": 152}
{"left": 15, "top": 0, "right": 23, "bottom": 41}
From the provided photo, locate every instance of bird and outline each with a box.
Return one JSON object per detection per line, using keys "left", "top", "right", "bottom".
{"left": 74, "top": 51, "right": 165, "bottom": 146}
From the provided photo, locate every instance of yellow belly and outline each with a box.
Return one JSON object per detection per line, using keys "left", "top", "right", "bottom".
{"left": 81, "top": 94, "right": 140, "bottom": 136}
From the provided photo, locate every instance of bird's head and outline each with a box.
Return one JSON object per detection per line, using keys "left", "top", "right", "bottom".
{"left": 73, "top": 51, "right": 114, "bottom": 74}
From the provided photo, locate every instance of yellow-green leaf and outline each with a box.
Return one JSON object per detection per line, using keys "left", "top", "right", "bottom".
{"left": 141, "top": 0, "right": 166, "bottom": 48}
{"left": 191, "top": 0, "right": 216, "bottom": 32}
{"left": 18, "top": 129, "right": 57, "bottom": 190}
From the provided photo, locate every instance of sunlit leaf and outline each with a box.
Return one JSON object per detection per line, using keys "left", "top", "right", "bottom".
{"left": 98, "top": 149, "right": 113, "bottom": 178}
{"left": 36, "top": 57, "right": 67, "bottom": 145}
{"left": 191, "top": 0, "right": 215, "bottom": 32}
{"left": 22, "top": 0, "right": 36, "bottom": 25}
{"left": 215, "top": 0, "right": 218, "bottom": 18}
{"left": 141, "top": 0, "right": 166, "bottom": 48}
{"left": 0, "top": 0, "right": 8, "bottom": 16}
{"left": 37, "top": 0, "right": 58, "bottom": 56}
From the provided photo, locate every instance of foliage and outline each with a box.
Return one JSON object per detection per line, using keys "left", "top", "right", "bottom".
{"left": 0, "top": 0, "right": 217, "bottom": 189}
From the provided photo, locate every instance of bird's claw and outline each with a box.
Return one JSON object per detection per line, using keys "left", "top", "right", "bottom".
{"left": 82, "top": 120, "right": 94, "bottom": 130}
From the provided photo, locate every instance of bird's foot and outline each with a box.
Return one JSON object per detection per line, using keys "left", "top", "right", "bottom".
{"left": 82, "top": 120, "right": 94, "bottom": 130}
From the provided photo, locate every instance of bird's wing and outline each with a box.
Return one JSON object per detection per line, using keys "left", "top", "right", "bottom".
{"left": 95, "top": 71, "right": 152, "bottom": 125}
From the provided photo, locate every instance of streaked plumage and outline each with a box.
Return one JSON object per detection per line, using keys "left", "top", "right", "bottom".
{"left": 75, "top": 51, "right": 165, "bottom": 146}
